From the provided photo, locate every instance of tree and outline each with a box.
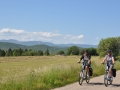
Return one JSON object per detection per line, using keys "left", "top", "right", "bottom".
{"left": 13, "top": 49, "right": 18, "bottom": 56}
{"left": 37, "top": 50, "right": 43, "bottom": 56}
{"left": 97, "top": 37, "right": 119, "bottom": 59}
{"left": 0, "top": 49, "right": 5, "bottom": 57}
{"left": 25, "top": 49, "right": 28, "bottom": 52}
{"left": 18, "top": 48, "right": 23, "bottom": 56}
{"left": 13, "top": 48, "right": 23, "bottom": 56}
{"left": 79, "top": 48, "right": 98, "bottom": 56}
{"left": 87, "top": 48, "right": 98, "bottom": 56}
{"left": 57, "top": 50, "right": 65, "bottom": 55}
{"left": 28, "top": 51, "right": 34, "bottom": 56}
{"left": 67, "top": 46, "right": 79, "bottom": 55}
{"left": 116, "top": 37, "right": 120, "bottom": 52}
{"left": 22, "top": 49, "right": 28, "bottom": 56}
{"left": 44, "top": 49, "right": 50, "bottom": 56}
{"left": 6, "top": 48, "right": 13, "bottom": 56}
{"left": 79, "top": 48, "right": 85, "bottom": 55}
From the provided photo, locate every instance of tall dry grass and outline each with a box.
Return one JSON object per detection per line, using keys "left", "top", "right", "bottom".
{"left": 0, "top": 56, "right": 119, "bottom": 90}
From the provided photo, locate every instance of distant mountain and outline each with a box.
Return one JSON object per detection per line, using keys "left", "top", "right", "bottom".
{"left": 0, "top": 42, "right": 27, "bottom": 50}
{"left": 55, "top": 44, "right": 97, "bottom": 48}
{"left": 28, "top": 45, "right": 68, "bottom": 53}
{"left": 0, "top": 39, "right": 54, "bottom": 46}
{"left": 0, "top": 42, "right": 68, "bottom": 53}
{"left": 0, "top": 39, "right": 97, "bottom": 48}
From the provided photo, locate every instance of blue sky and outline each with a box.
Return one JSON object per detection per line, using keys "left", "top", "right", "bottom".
{"left": 0, "top": 0, "right": 120, "bottom": 45}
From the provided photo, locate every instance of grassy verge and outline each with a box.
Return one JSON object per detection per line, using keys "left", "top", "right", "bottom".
{"left": 0, "top": 56, "right": 120, "bottom": 90}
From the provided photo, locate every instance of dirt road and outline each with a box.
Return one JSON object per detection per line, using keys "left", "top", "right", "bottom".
{"left": 53, "top": 70, "right": 120, "bottom": 90}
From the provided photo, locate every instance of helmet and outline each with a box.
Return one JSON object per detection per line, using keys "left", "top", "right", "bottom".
{"left": 107, "top": 50, "right": 112, "bottom": 53}
{"left": 85, "top": 50, "right": 89, "bottom": 53}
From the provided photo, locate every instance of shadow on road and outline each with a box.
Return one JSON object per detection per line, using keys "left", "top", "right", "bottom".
{"left": 88, "top": 82, "right": 104, "bottom": 86}
{"left": 88, "top": 82, "right": 120, "bottom": 87}
{"left": 112, "top": 84, "right": 120, "bottom": 87}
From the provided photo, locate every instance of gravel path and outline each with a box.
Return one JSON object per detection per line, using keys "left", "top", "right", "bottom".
{"left": 53, "top": 70, "right": 120, "bottom": 90}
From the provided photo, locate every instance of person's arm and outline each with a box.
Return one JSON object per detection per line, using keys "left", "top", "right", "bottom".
{"left": 78, "top": 55, "right": 84, "bottom": 63}
{"left": 88, "top": 55, "right": 91, "bottom": 64}
{"left": 112, "top": 56, "right": 115, "bottom": 64}
{"left": 101, "top": 55, "right": 107, "bottom": 64}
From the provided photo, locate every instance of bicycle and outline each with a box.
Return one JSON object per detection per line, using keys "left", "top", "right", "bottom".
{"left": 102, "top": 63, "right": 114, "bottom": 87}
{"left": 78, "top": 62, "right": 90, "bottom": 85}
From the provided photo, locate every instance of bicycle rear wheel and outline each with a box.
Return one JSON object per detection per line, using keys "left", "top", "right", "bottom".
{"left": 79, "top": 71, "right": 83, "bottom": 85}
{"left": 109, "top": 77, "right": 113, "bottom": 85}
{"left": 109, "top": 81, "right": 112, "bottom": 85}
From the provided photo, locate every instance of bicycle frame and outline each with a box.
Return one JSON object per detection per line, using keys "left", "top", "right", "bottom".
{"left": 79, "top": 62, "right": 90, "bottom": 85}
{"left": 104, "top": 65, "right": 113, "bottom": 87}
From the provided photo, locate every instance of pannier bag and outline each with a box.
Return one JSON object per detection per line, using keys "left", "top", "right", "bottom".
{"left": 112, "top": 68, "right": 116, "bottom": 77}
{"left": 89, "top": 67, "right": 93, "bottom": 76}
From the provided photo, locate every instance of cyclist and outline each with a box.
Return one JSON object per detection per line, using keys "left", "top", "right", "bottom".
{"left": 78, "top": 50, "right": 91, "bottom": 77}
{"left": 101, "top": 50, "right": 115, "bottom": 80}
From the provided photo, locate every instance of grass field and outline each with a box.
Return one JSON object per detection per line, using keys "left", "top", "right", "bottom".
{"left": 0, "top": 56, "right": 120, "bottom": 90}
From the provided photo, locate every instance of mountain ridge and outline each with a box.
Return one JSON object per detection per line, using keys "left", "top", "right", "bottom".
{"left": 0, "top": 39, "right": 97, "bottom": 48}
{"left": 0, "top": 42, "right": 68, "bottom": 53}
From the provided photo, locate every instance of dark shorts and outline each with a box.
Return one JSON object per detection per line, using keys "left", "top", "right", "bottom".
{"left": 82, "top": 62, "right": 90, "bottom": 69}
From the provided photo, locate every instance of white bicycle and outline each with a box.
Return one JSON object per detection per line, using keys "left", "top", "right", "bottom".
{"left": 102, "top": 63, "right": 116, "bottom": 87}
{"left": 104, "top": 67, "right": 113, "bottom": 87}
{"left": 78, "top": 62, "right": 91, "bottom": 85}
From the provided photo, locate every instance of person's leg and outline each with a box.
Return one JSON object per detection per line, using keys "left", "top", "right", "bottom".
{"left": 82, "top": 64, "right": 85, "bottom": 70}
{"left": 85, "top": 66, "right": 89, "bottom": 76}
{"left": 109, "top": 65, "right": 113, "bottom": 77}
{"left": 106, "top": 65, "right": 109, "bottom": 71}
{"left": 82, "top": 64, "right": 85, "bottom": 77}
{"left": 105, "top": 65, "right": 109, "bottom": 78}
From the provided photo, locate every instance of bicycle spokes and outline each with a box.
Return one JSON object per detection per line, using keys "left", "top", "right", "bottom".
{"left": 79, "top": 70, "right": 90, "bottom": 85}
{"left": 79, "top": 72, "right": 83, "bottom": 85}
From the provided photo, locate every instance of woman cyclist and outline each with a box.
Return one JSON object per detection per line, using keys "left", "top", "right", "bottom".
{"left": 101, "top": 50, "right": 115, "bottom": 80}
{"left": 78, "top": 50, "right": 91, "bottom": 77}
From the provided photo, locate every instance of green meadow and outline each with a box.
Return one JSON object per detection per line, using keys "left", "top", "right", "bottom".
{"left": 0, "top": 56, "right": 120, "bottom": 90}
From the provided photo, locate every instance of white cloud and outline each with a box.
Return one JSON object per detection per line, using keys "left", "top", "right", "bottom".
{"left": 95, "top": 37, "right": 100, "bottom": 40}
{"left": 0, "top": 28, "right": 84, "bottom": 44}
{"left": 78, "top": 35, "right": 84, "bottom": 39}
{"left": 0, "top": 28, "right": 25, "bottom": 34}
{"left": 38, "top": 32, "right": 61, "bottom": 37}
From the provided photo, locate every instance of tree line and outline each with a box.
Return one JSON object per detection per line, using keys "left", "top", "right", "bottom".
{"left": 66, "top": 46, "right": 98, "bottom": 56}
{"left": 0, "top": 48, "right": 50, "bottom": 57}
{"left": 0, "top": 47, "right": 98, "bottom": 57}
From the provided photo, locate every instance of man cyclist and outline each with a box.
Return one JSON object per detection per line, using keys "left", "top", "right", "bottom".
{"left": 101, "top": 50, "right": 115, "bottom": 80}
{"left": 78, "top": 50, "right": 91, "bottom": 77}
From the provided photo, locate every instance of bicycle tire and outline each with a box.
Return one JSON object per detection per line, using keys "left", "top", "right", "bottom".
{"left": 104, "top": 74, "right": 108, "bottom": 87}
{"left": 109, "top": 77, "right": 113, "bottom": 85}
{"left": 109, "top": 81, "right": 112, "bottom": 85}
{"left": 79, "top": 71, "right": 83, "bottom": 85}
{"left": 86, "top": 71, "right": 90, "bottom": 83}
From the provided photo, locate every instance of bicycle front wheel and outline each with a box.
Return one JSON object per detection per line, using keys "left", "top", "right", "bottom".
{"left": 86, "top": 72, "right": 90, "bottom": 83}
{"left": 79, "top": 71, "right": 83, "bottom": 85}
{"left": 104, "top": 74, "right": 108, "bottom": 87}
